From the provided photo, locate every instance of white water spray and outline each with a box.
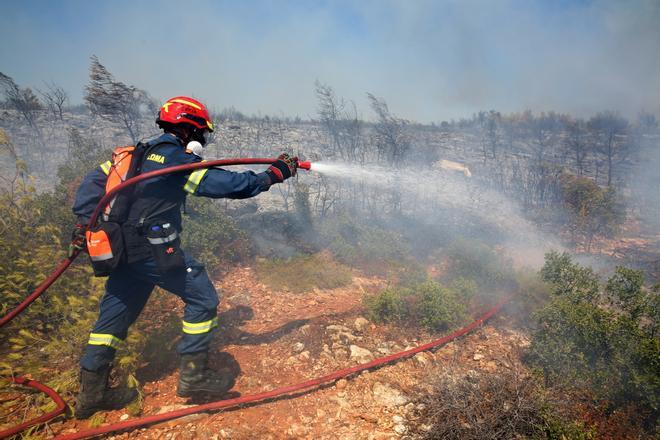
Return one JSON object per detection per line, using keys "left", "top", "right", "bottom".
{"left": 309, "top": 161, "right": 563, "bottom": 268}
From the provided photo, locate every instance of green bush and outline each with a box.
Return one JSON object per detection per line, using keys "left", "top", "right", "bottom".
{"left": 511, "top": 268, "right": 552, "bottom": 323}
{"left": 539, "top": 251, "right": 599, "bottom": 302}
{"left": 419, "top": 279, "right": 475, "bottom": 331}
{"left": 255, "top": 252, "right": 353, "bottom": 293}
{"left": 527, "top": 252, "right": 659, "bottom": 424}
{"left": 364, "top": 278, "right": 475, "bottom": 331}
{"left": 560, "top": 174, "right": 625, "bottom": 251}
{"left": 363, "top": 286, "right": 408, "bottom": 323}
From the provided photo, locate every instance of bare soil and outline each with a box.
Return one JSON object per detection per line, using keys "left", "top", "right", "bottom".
{"left": 49, "top": 266, "right": 526, "bottom": 439}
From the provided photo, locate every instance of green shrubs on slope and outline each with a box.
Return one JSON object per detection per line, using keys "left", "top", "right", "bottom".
{"left": 364, "top": 279, "right": 476, "bottom": 331}
{"left": 0, "top": 130, "right": 148, "bottom": 418}
{"left": 560, "top": 174, "right": 625, "bottom": 251}
{"left": 527, "top": 251, "right": 659, "bottom": 422}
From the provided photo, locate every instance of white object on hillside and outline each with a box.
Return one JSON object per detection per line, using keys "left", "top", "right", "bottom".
{"left": 436, "top": 159, "right": 472, "bottom": 177}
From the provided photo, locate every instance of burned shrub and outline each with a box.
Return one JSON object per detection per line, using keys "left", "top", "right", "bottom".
{"left": 410, "top": 364, "right": 594, "bottom": 439}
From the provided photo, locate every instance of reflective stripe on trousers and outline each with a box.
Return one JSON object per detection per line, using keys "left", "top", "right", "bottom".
{"left": 87, "top": 333, "right": 123, "bottom": 349}
{"left": 182, "top": 317, "right": 218, "bottom": 335}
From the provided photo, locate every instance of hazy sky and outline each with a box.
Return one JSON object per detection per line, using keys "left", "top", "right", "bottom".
{"left": 1, "top": 0, "right": 659, "bottom": 123}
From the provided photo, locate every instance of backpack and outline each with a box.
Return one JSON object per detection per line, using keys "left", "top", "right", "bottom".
{"left": 86, "top": 143, "right": 150, "bottom": 276}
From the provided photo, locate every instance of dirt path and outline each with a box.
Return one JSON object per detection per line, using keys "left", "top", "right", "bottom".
{"left": 52, "top": 267, "right": 524, "bottom": 439}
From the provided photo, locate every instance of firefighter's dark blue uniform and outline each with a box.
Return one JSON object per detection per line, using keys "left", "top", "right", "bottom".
{"left": 73, "top": 133, "right": 272, "bottom": 371}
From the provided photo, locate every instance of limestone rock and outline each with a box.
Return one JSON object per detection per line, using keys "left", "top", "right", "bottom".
{"left": 354, "top": 317, "right": 369, "bottom": 332}
{"left": 326, "top": 324, "right": 352, "bottom": 333}
{"left": 372, "top": 382, "right": 409, "bottom": 407}
{"left": 350, "top": 345, "right": 373, "bottom": 363}
{"left": 414, "top": 352, "right": 430, "bottom": 366}
{"left": 394, "top": 424, "right": 407, "bottom": 434}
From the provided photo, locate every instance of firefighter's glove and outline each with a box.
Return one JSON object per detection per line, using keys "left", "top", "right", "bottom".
{"left": 68, "top": 223, "right": 87, "bottom": 258}
{"left": 266, "top": 153, "right": 298, "bottom": 184}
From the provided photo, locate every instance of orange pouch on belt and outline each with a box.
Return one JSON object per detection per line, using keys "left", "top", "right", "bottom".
{"left": 85, "top": 222, "right": 125, "bottom": 277}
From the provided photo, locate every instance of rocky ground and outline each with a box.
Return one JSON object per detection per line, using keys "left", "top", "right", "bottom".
{"left": 49, "top": 266, "right": 525, "bottom": 439}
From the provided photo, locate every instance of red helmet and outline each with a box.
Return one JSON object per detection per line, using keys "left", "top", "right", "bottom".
{"left": 156, "top": 96, "right": 214, "bottom": 132}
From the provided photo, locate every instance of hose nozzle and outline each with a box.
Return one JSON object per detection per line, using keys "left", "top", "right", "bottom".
{"left": 298, "top": 161, "right": 312, "bottom": 170}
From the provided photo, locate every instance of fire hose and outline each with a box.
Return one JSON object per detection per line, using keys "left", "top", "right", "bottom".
{"left": 0, "top": 157, "right": 511, "bottom": 439}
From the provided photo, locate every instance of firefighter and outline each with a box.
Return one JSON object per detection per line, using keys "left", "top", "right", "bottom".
{"left": 71, "top": 96, "right": 297, "bottom": 419}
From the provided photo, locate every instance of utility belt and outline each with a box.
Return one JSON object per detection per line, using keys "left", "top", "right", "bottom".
{"left": 86, "top": 219, "right": 185, "bottom": 277}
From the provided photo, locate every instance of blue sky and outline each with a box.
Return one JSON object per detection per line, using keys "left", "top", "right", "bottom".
{"left": 1, "top": 0, "right": 659, "bottom": 122}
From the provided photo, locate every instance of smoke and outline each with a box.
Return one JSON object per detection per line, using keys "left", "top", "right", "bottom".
{"left": 310, "top": 161, "right": 563, "bottom": 269}
{"left": 1, "top": 1, "right": 659, "bottom": 122}
{"left": 630, "top": 134, "right": 660, "bottom": 231}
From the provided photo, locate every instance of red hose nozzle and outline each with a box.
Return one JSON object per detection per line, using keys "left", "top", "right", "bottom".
{"left": 298, "top": 161, "right": 312, "bottom": 170}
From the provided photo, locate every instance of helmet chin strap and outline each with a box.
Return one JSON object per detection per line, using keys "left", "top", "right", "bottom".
{"left": 165, "top": 125, "right": 194, "bottom": 146}
{"left": 191, "top": 128, "right": 208, "bottom": 146}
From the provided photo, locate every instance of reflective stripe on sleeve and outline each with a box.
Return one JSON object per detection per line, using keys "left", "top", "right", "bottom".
{"left": 99, "top": 161, "right": 112, "bottom": 175}
{"left": 183, "top": 168, "right": 208, "bottom": 194}
{"left": 182, "top": 317, "right": 218, "bottom": 335}
{"left": 87, "top": 333, "right": 123, "bottom": 349}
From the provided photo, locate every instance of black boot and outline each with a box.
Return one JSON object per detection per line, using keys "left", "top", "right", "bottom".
{"left": 177, "top": 351, "right": 235, "bottom": 398}
{"left": 75, "top": 366, "right": 138, "bottom": 419}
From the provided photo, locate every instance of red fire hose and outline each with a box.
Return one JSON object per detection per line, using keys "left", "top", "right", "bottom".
{"left": 53, "top": 296, "right": 510, "bottom": 440}
{"left": 1, "top": 296, "right": 510, "bottom": 440}
{"left": 0, "top": 157, "right": 511, "bottom": 439}
{"left": 0, "top": 377, "right": 67, "bottom": 439}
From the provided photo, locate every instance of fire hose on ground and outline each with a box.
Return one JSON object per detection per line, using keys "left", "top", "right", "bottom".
{"left": 0, "top": 158, "right": 512, "bottom": 439}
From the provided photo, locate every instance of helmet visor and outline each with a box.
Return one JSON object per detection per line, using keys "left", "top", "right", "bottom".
{"left": 180, "top": 113, "right": 214, "bottom": 132}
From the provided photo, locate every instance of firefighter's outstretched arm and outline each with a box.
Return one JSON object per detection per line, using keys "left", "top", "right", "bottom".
{"left": 184, "top": 154, "right": 298, "bottom": 199}
{"left": 185, "top": 167, "right": 271, "bottom": 199}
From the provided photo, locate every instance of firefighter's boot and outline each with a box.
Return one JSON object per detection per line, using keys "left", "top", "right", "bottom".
{"left": 75, "top": 366, "right": 138, "bottom": 419}
{"left": 177, "top": 351, "right": 235, "bottom": 397}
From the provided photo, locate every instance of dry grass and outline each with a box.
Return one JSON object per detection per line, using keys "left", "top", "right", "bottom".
{"left": 255, "top": 252, "right": 353, "bottom": 293}
{"left": 409, "top": 357, "right": 595, "bottom": 440}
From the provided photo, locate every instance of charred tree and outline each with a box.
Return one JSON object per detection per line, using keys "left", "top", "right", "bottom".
{"left": 84, "top": 56, "right": 156, "bottom": 143}
{"left": 38, "top": 82, "right": 68, "bottom": 121}
{"left": 588, "top": 111, "right": 629, "bottom": 187}
{"left": 0, "top": 72, "right": 47, "bottom": 166}
{"left": 367, "top": 92, "right": 410, "bottom": 167}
